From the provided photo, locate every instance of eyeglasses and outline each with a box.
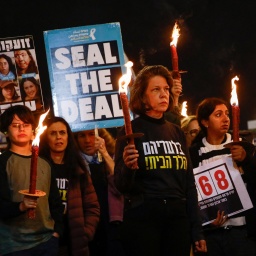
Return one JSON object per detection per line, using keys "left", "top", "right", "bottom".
{"left": 186, "top": 129, "right": 200, "bottom": 137}
{"left": 10, "top": 123, "right": 32, "bottom": 130}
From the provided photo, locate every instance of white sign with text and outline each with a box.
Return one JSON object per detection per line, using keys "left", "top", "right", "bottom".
{"left": 193, "top": 156, "right": 253, "bottom": 225}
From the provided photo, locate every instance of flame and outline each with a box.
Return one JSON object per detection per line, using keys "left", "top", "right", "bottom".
{"left": 181, "top": 101, "right": 188, "bottom": 117}
{"left": 32, "top": 109, "right": 50, "bottom": 146}
{"left": 119, "top": 61, "right": 133, "bottom": 94}
{"left": 230, "top": 76, "right": 239, "bottom": 106}
{"left": 170, "top": 22, "right": 180, "bottom": 47}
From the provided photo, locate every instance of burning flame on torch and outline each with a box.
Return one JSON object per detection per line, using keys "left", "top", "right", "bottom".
{"left": 181, "top": 101, "right": 188, "bottom": 117}
{"left": 32, "top": 109, "right": 50, "bottom": 146}
{"left": 230, "top": 76, "right": 239, "bottom": 106}
{"left": 170, "top": 22, "right": 180, "bottom": 47}
{"left": 119, "top": 61, "right": 133, "bottom": 94}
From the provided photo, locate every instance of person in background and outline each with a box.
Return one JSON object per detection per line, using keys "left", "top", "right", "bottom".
{"left": 20, "top": 77, "right": 43, "bottom": 111}
{"left": 164, "top": 72, "right": 183, "bottom": 126}
{"left": 0, "top": 54, "right": 16, "bottom": 81}
{"left": 0, "top": 80, "right": 21, "bottom": 103}
{"left": 0, "top": 105, "right": 63, "bottom": 256}
{"left": 114, "top": 65, "right": 206, "bottom": 256}
{"left": 74, "top": 128, "right": 125, "bottom": 256}
{"left": 181, "top": 115, "right": 200, "bottom": 147}
{"left": 39, "top": 116, "right": 100, "bottom": 256}
{"left": 14, "top": 50, "right": 38, "bottom": 76}
{"left": 189, "top": 97, "right": 256, "bottom": 256}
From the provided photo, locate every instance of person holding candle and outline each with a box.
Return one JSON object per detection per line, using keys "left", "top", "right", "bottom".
{"left": 189, "top": 97, "right": 256, "bottom": 256}
{"left": 0, "top": 105, "right": 63, "bottom": 256}
{"left": 39, "top": 116, "right": 100, "bottom": 256}
{"left": 114, "top": 65, "right": 207, "bottom": 256}
{"left": 73, "top": 128, "right": 125, "bottom": 256}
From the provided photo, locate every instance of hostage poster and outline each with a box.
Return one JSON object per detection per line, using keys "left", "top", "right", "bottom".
{"left": 44, "top": 22, "right": 128, "bottom": 132}
{"left": 0, "top": 35, "right": 45, "bottom": 114}
{"left": 193, "top": 156, "right": 253, "bottom": 225}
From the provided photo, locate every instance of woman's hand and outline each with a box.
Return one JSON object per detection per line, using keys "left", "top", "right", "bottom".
{"left": 123, "top": 144, "right": 139, "bottom": 169}
{"left": 230, "top": 145, "right": 246, "bottom": 162}
{"left": 211, "top": 210, "right": 227, "bottom": 227}
{"left": 172, "top": 78, "right": 182, "bottom": 96}
{"left": 171, "top": 78, "right": 182, "bottom": 107}
{"left": 95, "top": 136, "right": 107, "bottom": 156}
{"left": 95, "top": 135, "right": 115, "bottom": 175}
{"left": 194, "top": 239, "right": 207, "bottom": 253}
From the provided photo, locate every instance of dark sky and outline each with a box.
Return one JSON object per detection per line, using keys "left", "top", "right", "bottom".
{"left": 2, "top": 0, "right": 256, "bottom": 129}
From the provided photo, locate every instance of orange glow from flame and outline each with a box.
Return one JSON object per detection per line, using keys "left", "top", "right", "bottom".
{"left": 170, "top": 22, "right": 180, "bottom": 47}
{"left": 230, "top": 76, "right": 239, "bottom": 106}
{"left": 119, "top": 61, "right": 133, "bottom": 94}
{"left": 32, "top": 109, "right": 50, "bottom": 146}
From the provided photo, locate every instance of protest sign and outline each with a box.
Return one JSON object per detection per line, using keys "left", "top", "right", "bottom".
{"left": 193, "top": 156, "right": 253, "bottom": 225}
{"left": 44, "top": 22, "right": 127, "bottom": 131}
{"left": 0, "top": 35, "right": 44, "bottom": 114}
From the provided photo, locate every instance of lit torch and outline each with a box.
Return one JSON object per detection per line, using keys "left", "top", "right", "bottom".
{"left": 230, "top": 76, "right": 240, "bottom": 142}
{"left": 118, "top": 61, "right": 143, "bottom": 169}
{"left": 224, "top": 76, "right": 254, "bottom": 150}
{"left": 170, "top": 21, "right": 180, "bottom": 78}
{"left": 19, "top": 109, "right": 49, "bottom": 219}
{"left": 119, "top": 61, "right": 134, "bottom": 138}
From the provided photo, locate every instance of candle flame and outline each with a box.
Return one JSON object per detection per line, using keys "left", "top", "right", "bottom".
{"left": 170, "top": 22, "right": 180, "bottom": 47}
{"left": 230, "top": 76, "right": 239, "bottom": 106}
{"left": 181, "top": 101, "right": 188, "bottom": 117}
{"left": 119, "top": 61, "right": 133, "bottom": 94}
{"left": 32, "top": 109, "right": 50, "bottom": 146}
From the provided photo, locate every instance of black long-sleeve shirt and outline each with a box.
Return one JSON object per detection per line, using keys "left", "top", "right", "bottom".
{"left": 114, "top": 114, "right": 204, "bottom": 242}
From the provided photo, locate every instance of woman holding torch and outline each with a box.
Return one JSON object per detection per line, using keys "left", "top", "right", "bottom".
{"left": 189, "top": 97, "right": 256, "bottom": 256}
{"left": 114, "top": 65, "right": 206, "bottom": 256}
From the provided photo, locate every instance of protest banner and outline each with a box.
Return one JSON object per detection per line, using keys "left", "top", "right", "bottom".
{"left": 44, "top": 22, "right": 127, "bottom": 131}
{"left": 0, "top": 35, "right": 44, "bottom": 114}
{"left": 193, "top": 156, "right": 253, "bottom": 225}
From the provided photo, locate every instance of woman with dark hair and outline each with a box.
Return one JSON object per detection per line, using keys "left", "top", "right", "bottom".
{"left": 20, "top": 77, "right": 41, "bottom": 100}
{"left": 0, "top": 80, "right": 21, "bottom": 103}
{"left": 39, "top": 116, "right": 100, "bottom": 256}
{"left": 14, "top": 50, "right": 38, "bottom": 76}
{"left": 20, "top": 77, "right": 43, "bottom": 111}
{"left": 114, "top": 65, "right": 206, "bottom": 256}
{"left": 0, "top": 53, "right": 16, "bottom": 80}
{"left": 189, "top": 97, "right": 256, "bottom": 256}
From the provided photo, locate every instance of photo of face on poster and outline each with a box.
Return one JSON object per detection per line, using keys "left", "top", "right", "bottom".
{"left": 19, "top": 77, "right": 43, "bottom": 111}
{"left": 0, "top": 52, "right": 17, "bottom": 81}
{"left": 14, "top": 49, "right": 39, "bottom": 78}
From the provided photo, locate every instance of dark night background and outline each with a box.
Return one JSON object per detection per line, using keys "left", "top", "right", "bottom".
{"left": 2, "top": 0, "right": 256, "bottom": 130}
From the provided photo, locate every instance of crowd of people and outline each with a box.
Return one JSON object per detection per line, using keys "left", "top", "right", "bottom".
{"left": 0, "top": 61, "right": 255, "bottom": 256}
